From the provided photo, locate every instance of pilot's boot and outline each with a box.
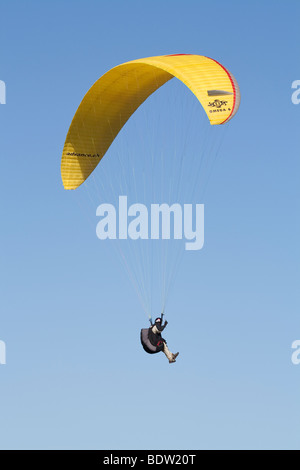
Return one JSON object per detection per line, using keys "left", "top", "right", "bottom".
{"left": 163, "top": 343, "right": 179, "bottom": 363}
{"left": 173, "top": 352, "right": 179, "bottom": 361}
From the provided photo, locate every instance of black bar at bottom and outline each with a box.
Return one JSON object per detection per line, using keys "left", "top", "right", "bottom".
{"left": 0, "top": 450, "right": 203, "bottom": 466}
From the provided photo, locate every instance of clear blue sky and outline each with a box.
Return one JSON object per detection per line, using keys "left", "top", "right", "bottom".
{"left": 0, "top": 0, "right": 299, "bottom": 450}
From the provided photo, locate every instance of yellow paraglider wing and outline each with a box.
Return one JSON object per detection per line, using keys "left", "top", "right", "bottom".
{"left": 61, "top": 54, "right": 240, "bottom": 190}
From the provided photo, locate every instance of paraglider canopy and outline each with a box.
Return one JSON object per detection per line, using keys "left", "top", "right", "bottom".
{"left": 61, "top": 54, "right": 240, "bottom": 190}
